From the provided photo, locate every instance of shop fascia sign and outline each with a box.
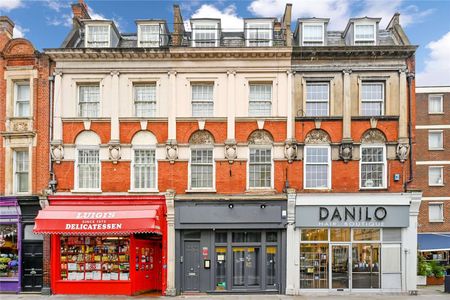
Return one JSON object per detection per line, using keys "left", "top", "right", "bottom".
{"left": 295, "top": 205, "right": 409, "bottom": 228}
{"left": 65, "top": 211, "right": 123, "bottom": 230}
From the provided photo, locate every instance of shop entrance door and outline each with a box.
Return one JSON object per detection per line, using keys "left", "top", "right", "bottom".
{"left": 232, "top": 247, "right": 261, "bottom": 289}
{"left": 331, "top": 244, "right": 350, "bottom": 290}
{"left": 134, "top": 238, "right": 162, "bottom": 294}
{"left": 21, "top": 241, "right": 43, "bottom": 292}
{"left": 183, "top": 241, "right": 200, "bottom": 291}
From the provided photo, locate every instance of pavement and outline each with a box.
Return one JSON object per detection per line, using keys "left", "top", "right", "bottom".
{"left": 0, "top": 286, "right": 447, "bottom": 300}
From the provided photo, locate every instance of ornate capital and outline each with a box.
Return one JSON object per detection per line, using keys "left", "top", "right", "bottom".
{"left": 166, "top": 140, "right": 178, "bottom": 164}
{"left": 343, "top": 68, "right": 352, "bottom": 75}
{"left": 108, "top": 143, "right": 121, "bottom": 164}
{"left": 339, "top": 142, "right": 353, "bottom": 163}
{"left": 50, "top": 143, "right": 64, "bottom": 164}
{"left": 224, "top": 139, "right": 237, "bottom": 164}
{"left": 396, "top": 143, "right": 410, "bottom": 163}
{"left": 284, "top": 139, "right": 297, "bottom": 163}
{"left": 168, "top": 70, "right": 177, "bottom": 77}
{"left": 110, "top": 70, "right": 120, "bottom": 77}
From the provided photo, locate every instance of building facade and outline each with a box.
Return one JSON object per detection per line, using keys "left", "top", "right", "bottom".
{"left": 0, "top": 16, "right": 50, "bottom": 293}
{"left": 415, "top": 86, "right": 450, "bottom": 264}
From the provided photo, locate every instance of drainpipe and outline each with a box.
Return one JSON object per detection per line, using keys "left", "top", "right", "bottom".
{"left": 404, "top": 72, "right": 414, "bottom": 191}
{"left": 48, "top": 72, "right": 55, "bottom": 193}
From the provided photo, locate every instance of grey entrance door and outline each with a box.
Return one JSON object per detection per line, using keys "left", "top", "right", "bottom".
{"left": 184, "top": 241, "right": 200, "bottom": 291}
{"left": 21, "top": 241, "right": 43, "bottom": 292}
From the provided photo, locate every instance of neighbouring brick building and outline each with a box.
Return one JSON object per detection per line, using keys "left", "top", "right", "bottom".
{"left": 415, "top": 86, "right": 450, "bottom": 264}
{"left": 0, "top": 16, "right": 51, "bottom": 293}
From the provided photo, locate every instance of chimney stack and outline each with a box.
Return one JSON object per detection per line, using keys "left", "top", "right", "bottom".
{"left": 282, "top": 3, "right": 292, "bottom": 46}
{"left": 0, "top": 16, "right": 14, "bottom": 39}
{"left": 172, "top": 4, "right": 185, "bottom": 46}
{"left": 72, "top": 0, "right": 90, "bottom": 20}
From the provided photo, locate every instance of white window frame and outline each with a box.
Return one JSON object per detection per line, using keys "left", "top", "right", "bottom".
{"left": 303, "top": 145, "right": 331, "bottom": 190}
{"left": 188, "top": 145, "right": 215, "bottom": 191}
{"left": 133, "top": 82, "right": 157, "bottom": 117}
{"left": 305, "top": 82, "right": 330, "bottom": 116}
{"left": 428, "top": 94, "right": 444, "bottom": 114}
{"left": 360, "top": 82, "right": 385, "bottom": 116}
{"left": 428, "top": 130, "right": 444, "bottom": 150}
{"left": 247, "top": 145, "right": 274, "bottom": 190}
{"left": 428, "top": 202, "right": 444, "bottom": 222}
{"left": 74, "top": 147, "right": 101, "bottom": 192}
{"left": 354, "top": 23, "right": 376, "bottom": 45}
{"left": 359, "top": 144, "right": 387, "bottom": 189}
{"left": 78, "top": 84, "right": 100, "bottom": 118}
{"left": 428, "top": 166, "right": 444, "bottom": 186}
{"left": 191, "top": 83, "right": 214, "bottom": 117}
{"left": 85, "top": 24, "right": 111, "bottom": 48}
{"left": 130, "top": 146, "right": 158, "bottom": 192}
{"left": 302, "top": 23, "right": 324, "bottom": 46}
{"left": 248, "top": 82, "right": 272, "bottom": 117}
{"left": 245, "top": 21, "right": 273, "bottom": 47}
{"left": 192, "top": 22, "right": 219, "bottom": 47}
{"left": 13, "top": 149, "right": 29, "bottom": 194}
{"left": 13, "top": 81, "right": 31, "bottom": 117}
{"left": 137, "top": 24, "right": 162, "bottom": 47}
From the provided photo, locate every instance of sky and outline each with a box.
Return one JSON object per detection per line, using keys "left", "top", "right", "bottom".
{"left": 1, "top": 0, "right": 449, "bottom": 86}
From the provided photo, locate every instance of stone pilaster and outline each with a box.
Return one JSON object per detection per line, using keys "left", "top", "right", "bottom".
{"left": 342, "top": 69, "right": 352, "bottom": 141}
{"left": 110, "top": 70, "right": 120, "bottom": 144}
{"left": 398, "top": 68, "right": 408, "bottom": 143}
{"left": 53, "top": 71, "right": 63, "bottom": 144}
{"left": 165, "top": 189, "right": 176, "bottom": 296}
{"left": 226, "top": 70, "right": 236, "bottom": 140}
{"left": 168, "top": 71, "right": 177, "bottom": 141}
{"left": 285, "top": 188, "right": 298, "bottom": 295}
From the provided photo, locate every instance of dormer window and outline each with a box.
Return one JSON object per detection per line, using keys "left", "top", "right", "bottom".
{"left": 86, "top": 25, "right": 110, "bottom": 47}
{"left": 354, "top": 24, "right": 376, "bottom": 45}
{"left": 302, "top": 23, "right": 324, "bottom": 46}
{"left": 192, "top": 21, "right": 219, "bottom": 47}
{"left": 245, "top": 21, "right": 273, "bottom": 47}
{"left": 138, "top": 24, "right": 161, "bottom": 47}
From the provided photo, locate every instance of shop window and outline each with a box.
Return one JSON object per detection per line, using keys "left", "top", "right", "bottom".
{"left": 304, "top": 146, "right": 330, "bottom": 189}
{"left": 183, "top": 231, "right": 201, "bottom": 239}
{"left": 352, "top": 243, "right": 380, "bottom": 288}
{"left": 232, "top": 232, "right": 261, "bottom": 243}
{"left": 361, "top": 82, "right": 384, "bottom": 116}
{"left": 23, "top": 224, "right": 43, "bottom": 240}
{"left": 191, "top": 83, "right": 214, "bottom": 117}
{"left": 133, "top": 83, "right": 156, "bottom": 117}
{"left": 249, "top": 83, "right": 272, "bottom": 117}
{"left": 266, "top": 232, "right": 278, "bottom": 243}
{"left": 382, "top": 228, "right": 401, "bottom": 242}
{"left": 266, "top": 246, "right": 277, "bottom": 287}
{"left": 215, "top": 247, "right": 227, "bottom": 290}
{"left": 133, "top": 149, "right": 156, "bottom": 190}
{"left": 78, "top": 84, "right": 100, "bottom": 117}
{"left": 249, "top": 147, "right": 272, "bottom": 188}
{"left": 301, "top": 229, "right": 328, "bottom": 241}
{"left": 14, "top": 150, "right": 29, "bottom": 193}
{"left": 429, "top": 203, "right": 444, "bottom": 222}
{"left": 305, "top": 82, "right": 329, "bottom": 116}
{"left": 353, "top": 228, "right": 380, "bottom": 241}
{"left": 215, "top": 232, "right": 227, "bottom": 243}
{"left": 0, "top": 224, "right": 19, "bottom": 279}
{"left": 232, "top": 247, "right": 260, "bottom": 287}
{"left": 330, "top": 228, "right": 350, "bottom": 241}
{"left": 428, "top": 130, "right": 444, "bottom": 150}
{"left": 59, "top": 236, "right": 130, "bottom": 281}
{"left": 360, "top": 145, "right": 386, "bottom": 189}
{"left": 300, "top": 243, "right": 329, "bottom": 288}
{"left": 428, "top": 95, "right": 443, "bottom": 114}
{"left": 86, "top": 25, "right": 110, "bottom": 47}
{"left": 14, "top": 81, "right": 30, "bottom": 117}
{"left": 77, "top": 149, "right": 100, "bottom": 190}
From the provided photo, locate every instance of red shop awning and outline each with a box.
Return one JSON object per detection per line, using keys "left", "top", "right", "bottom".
{"left": 33, "top": 205, "right": 162, "bottom": 235}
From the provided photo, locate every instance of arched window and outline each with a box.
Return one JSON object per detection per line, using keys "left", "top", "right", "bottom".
{"left": 189, "top": 130, "right": 215, "bottom": 190}
{"left": 248, "top": 130, "right": 273, "bottom": 189}
{"left": 75, "top": 131, "right": 101, "bottom": 190}
{"left": 131, "top": 131, "right": 157, "bottom": 191}
{"left": 360, "top": 129, "right": 387, "bottom": 189}
{"left": 304, "top": 129, "right": 331, "bottom": 189}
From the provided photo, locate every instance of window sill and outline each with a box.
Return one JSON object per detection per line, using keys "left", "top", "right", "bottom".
{"left": 429, "top": 184, "right": 444, "bottom": 187}
{"left": 70, "top": 189, "right": 102, "bottom": 194}
{"left": 295, "top": 116, "right": 343, "bottom": 121}
{"left": 351, "top": 116, "right": 399, "bottom": 121}
{"left": 429, "top": 220, "right": 444, "bottom": 223}
{"left": 428, "top": 112, "right": 444, "bottom": 115}
{"left": 359, "top": 187, "right": 387, "bottom": 191}
{"left": 128, "top": 189, "right": 159, "bottom": 193}
{"left": 245, "top": 188, "right": 276, "bottom": 193}
{"left": 185, "top": 189, "right": 216, "bottom": 193}
{"left": 429, "top": 148, "right": 444, "bottom": 151}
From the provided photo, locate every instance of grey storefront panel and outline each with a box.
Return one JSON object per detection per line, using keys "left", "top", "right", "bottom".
{"left": 295, "top": 205, "right": 409, "bottom": 228}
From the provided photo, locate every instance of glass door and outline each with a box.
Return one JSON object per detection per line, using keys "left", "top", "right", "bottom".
{"left": 232, "top": 247, "right": 260, "bottom": 289}
{"left": 331, "top": 244, "right": 350, "bottom": 290}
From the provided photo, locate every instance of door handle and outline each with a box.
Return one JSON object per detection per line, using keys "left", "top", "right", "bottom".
{"left": 30, "top": 268, "right": 37, "bottom": 275}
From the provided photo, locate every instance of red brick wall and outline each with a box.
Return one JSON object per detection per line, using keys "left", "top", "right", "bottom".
{"left": 101, "top": 161, "right": 130, "bottom": 192}
{"left": 62, "top": 121, "right": 111, "bottom": 144}
{"left": 120, "top": 121, "right": 168, "bottom": 144}
{"left": 177, "top": 121, "right": 227, "bottom": 143}
{"left": 418, "top": 200, "right": 450, "bottom": 233}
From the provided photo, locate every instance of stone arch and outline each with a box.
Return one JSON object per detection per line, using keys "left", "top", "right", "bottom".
{"left": 247, "top": 129, "right": 274, "bottom": 145}
{"left": 361, "top": 129, "right": 387, "bottom": 144}
{"left": 189, "top": 130, "right": 215, "bottom": 145}
{"left": 131, "top": 130, "right": 157, "bottom": 146}
{"left": 304, "top": 129, "right": 331, "bottom": 144}
{"left": 3, "top": 38, "right": 35, "bottom": 57}
{"left": 75, "top": 130, "right": 101, "bottom": 146}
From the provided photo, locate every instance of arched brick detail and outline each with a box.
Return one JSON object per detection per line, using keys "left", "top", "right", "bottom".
{"left": 247, "top": 129, "right": 274, "bottom": 144}
{"left": 295, "top": 120, "right": 342, "bottom": 143}
{"left": 3, "top": 38, "right": 35, "bottom": 58}
{"left": 236, "top": 121, "right": 285, "bottom": 143}
{"left": 120, "top": 121, "right": 167, "bottom": 144}
{"left": 63, "top": 122, "right": 110, "bottom": 144}
{"left": 177, "top": 121, "right": 226, "bottom": 144}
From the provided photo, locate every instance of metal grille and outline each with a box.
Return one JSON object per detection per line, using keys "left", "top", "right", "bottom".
{"left": 249, "top": 148, "right": 271, "bottom": 188}
{"left": 361, "top": 146, "right": 385, "bottom": 188}
{"left": 78, "top": 149, "right": 100, "bottom": 189}
{"left": 361, "top": 82, "right": 384, "bottom": 116}
{"left": 87, "top": 25, "right": 109, "bottom": 47}
{"left": 192, "top": 84, "right": 214, "bottom": 117}
{"left": 191, "top": 148, "right": 213, "bottom": 188}
{"left": 14, "top": 82, "right": 30, "bottom": 117}
{"left": 305, "top": 147, "right": 329, "bottom": 188}
{"left": 133, "top": 149, "right": 156, "bottom": 189}
{"left": 303, "top": 24, "right": 323, "bottom": 45}
{"left": 306, "top": 82, "right": 329, "bottom": 116}
{"left": 246, "top": 23, "right": 272, "bottom": 47}
{"left": 249, "top": 83, "right": 272, "bottom": 116}
{"left": 192, "top": 25, "right": 217, "bottom": 47}
{"left": 139, "top": 24, "right": 161, "bottom": 47}
{"left": 15, "top": 150, "right": 28, "bottom": 193}
{"left": 134, "top": 84, "right": 156, "bottom": 117}
{"left": 79, "top": 85, "right": 100, "bottom": 117}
